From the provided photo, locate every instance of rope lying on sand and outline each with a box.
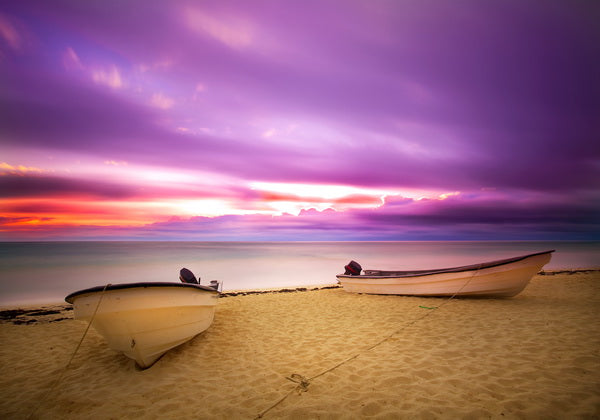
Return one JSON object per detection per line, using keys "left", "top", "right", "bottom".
{"left": 254, "top": 266, "right": 482, "bottom": 419}
{"left": 28, "top": 284, "right": 111, "bottom": 420}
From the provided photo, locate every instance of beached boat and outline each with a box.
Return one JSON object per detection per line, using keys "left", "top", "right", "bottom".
{"left": 336, "top": 250, "right": 554, "bottom": 297}
{"left": 65, "top": 273, "right": 220, "bottom": 368}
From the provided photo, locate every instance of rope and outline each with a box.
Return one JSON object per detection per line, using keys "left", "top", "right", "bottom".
{"left": 28, "top": 284, "right": 111, "bottom": 419}
{"left": 255, "top": 265, "right": 483, "bottom": 419}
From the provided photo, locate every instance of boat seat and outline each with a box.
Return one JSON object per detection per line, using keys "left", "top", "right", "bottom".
{"left": 179, "top": 268, "right": 199, "bottom": 284}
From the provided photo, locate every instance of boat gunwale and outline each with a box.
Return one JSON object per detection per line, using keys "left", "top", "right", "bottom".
{"left": 65, "top": 282, "right": 219, "bottom": 304}
{"left": 337, "top": 250, "right": 555, "bottom": 280}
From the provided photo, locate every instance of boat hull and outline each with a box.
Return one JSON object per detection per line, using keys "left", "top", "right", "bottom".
{"left": 336, "top": 251, "right": 553, "bottom": 297}
{"left": 66, "top": 283, "right": 219, "bottom": 368}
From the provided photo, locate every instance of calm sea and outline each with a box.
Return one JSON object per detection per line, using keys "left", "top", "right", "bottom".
{"left": 0, "top": 241, "right": 598, "bottom": 306}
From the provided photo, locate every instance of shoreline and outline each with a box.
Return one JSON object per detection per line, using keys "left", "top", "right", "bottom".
{"left": 1, "top": 268, "right": 598, "bottom": 325}
{"left": 0, "top": 284, "right": 344, "bottom": 325}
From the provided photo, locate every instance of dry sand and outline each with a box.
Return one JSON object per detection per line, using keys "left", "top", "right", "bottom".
{"left": 1, "top": 271, "right": 599, "bottom": 419}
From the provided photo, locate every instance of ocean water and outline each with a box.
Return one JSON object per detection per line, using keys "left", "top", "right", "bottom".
{"left": 0, "top": 241, "right": 598, "bottom": 306}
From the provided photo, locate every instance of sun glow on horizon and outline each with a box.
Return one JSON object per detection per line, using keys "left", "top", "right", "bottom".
{"left": 0, "top": 156, "right": 466, "bottom": 232}
{"left": 248, "top": 181, "right": 461, "bottom": 215}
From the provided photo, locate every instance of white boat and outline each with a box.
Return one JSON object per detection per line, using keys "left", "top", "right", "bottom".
{"left": 336, "top": 250, "right": 554, "bottom": 297}
{"left": 65, "top": 280, "right": 219, "bottom": 368}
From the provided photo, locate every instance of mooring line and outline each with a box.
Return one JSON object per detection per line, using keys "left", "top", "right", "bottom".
{"left": 28, "top": 284, "right": 111, "bottom": 419}
{"left": 255, "top": 265, "right": 482, "bottom": 419}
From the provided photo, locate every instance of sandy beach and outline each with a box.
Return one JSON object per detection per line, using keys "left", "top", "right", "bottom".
{"left": 1, "top": 271, "right": 598, "bottom": 419}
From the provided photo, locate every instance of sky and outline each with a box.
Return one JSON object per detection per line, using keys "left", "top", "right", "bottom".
{"left": 1, "top": 0, "right": 599, "bottom": 241}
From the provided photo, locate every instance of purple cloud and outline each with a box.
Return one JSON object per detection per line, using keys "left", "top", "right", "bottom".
{"left": 3, "top": 193, "right": 598, "bottom": 241}
{"left": 1, "top": 0, "right": 598, "bottom": 240}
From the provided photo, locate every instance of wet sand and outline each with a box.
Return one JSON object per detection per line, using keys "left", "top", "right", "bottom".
{"left": 1, "top": 271, "right": 599, "bottom": 419}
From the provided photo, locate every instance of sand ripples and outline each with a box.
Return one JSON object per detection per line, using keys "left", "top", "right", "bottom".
{"left": 0, "top": 273, "right": 598, "bottom": 419}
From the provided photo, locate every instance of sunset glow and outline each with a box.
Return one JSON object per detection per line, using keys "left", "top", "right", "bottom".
{"left": 1, "top": 1, "right": 598, "bottom": 241}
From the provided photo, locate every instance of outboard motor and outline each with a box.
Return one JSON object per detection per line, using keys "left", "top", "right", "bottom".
{"left": 179, "top": 268, "right": 199, "bottom": 284}
{"left": 344, "top": 260, "right": 362, "bottom": 276}
{"left": 209, "top": 280, "right": 220, "bottom": 291}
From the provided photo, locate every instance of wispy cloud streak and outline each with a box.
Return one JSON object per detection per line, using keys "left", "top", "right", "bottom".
{"left": 0, "top": 0, "right": 598, "bottom": 240}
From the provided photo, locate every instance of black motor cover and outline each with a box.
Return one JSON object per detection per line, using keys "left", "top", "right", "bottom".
{"left": 344, "top": 260, "right": 362, "bottom": 276}
{"left": 179, "top": 268, "right": 198, "bottom": 284}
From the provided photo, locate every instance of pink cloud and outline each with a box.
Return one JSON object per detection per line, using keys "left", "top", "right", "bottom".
{"left": 0, "top": 162, "right": 44, "bottom": 176}
{"left": 62, "top": 46, "right": 83, "bottom": 70}
{"left": 183, "top": 8, "right": 255, "bottom": 49}
{"left": 2, "top": 189, "right": 597, "bottom": 241}
{"left": 91, "top": 65, "right": 124, "bottom": 89}
{"left": 150, "top": 92, "right": 175, "bottom": 109}
{"left": 0, "top": 13, "right": 21, "bottom": 51}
